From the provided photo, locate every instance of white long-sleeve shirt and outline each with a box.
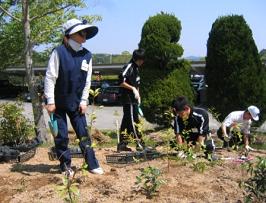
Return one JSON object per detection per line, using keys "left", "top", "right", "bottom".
{"left": 44, "top": 39, "right": 92, "bottom": 106}
{"left": 223, "top": 111, "right": 251, "bottom": 134}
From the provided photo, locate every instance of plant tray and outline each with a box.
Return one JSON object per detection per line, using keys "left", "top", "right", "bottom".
{"left": 18, "top": 147, "right": 37, "bottom": 162}
{"left": 106, "top": 150, "right": 161, "bottom": 164}
{"left": 0, "top": 147, "right": 37, "bottom": 163}
{"left": 48, "top": 147, "right": 83, "bottom": 161}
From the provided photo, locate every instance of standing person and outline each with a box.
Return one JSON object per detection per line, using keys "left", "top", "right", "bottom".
{"left": 217, "top": 106, "right": 260, "bottom": 151}
{"left": 117, "top": 48, "right": 145, "bottom": 152}
{"left": 171, "top": 96, "right": 215, "bottom": 157}
{"left": 44, "top": 19, "right": 103, "bottom": 176}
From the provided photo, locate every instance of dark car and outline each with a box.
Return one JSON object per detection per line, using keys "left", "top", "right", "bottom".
{"left": 0, "top": 80, "right": 27, "bottom": 99}
{"left": 97, "top": 86, "right": 121, "bottom": 105}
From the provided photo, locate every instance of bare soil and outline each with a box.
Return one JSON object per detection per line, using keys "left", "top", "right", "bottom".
{"left": 0, "top": 145, "right": 265, "bottom": 203}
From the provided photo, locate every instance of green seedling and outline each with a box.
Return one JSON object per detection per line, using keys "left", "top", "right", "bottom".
{"left": 193, "top": 161, "right": 207, "bottom": 173}
{"left": 88, "top": 88, "right": 102, "bottom": 132}
{"left": 57, "top": 174, "right": 80, "bottom": 203}
{"left": 240, "top": 157, "right": 266, "bottom": 203}
{"left": 160, "top": 128, "right": 176, "bottom": 172}
{"left": 135, "top": 166, "right": 166, "bottom": 199}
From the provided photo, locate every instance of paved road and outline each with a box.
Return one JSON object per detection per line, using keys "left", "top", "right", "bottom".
{"left": 0, "top": 99, "right": 157, "bottom": 131}
{"left": 0, "top": 99, "right": 124, "bottom": 130}
{"left": 0, "top": 99, "right": 221, "bottom": 132}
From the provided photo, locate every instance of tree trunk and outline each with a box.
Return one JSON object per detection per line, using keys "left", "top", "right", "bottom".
{"left": 22, "top": 0, "right": 50, "bottom": 143}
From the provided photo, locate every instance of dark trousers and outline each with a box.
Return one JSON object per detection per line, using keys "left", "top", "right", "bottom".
{"left": 119, "top": 103, "right": 141, "bottom": 145}
{"left": 54, "top": 108, "right": 99, "bottom": 171}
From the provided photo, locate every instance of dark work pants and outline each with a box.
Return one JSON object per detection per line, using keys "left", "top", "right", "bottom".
{"left": 119, "top": 103, "right": 141, "bottom": 145}
{"left": 54, "top": 108, "right": 99, "bottom": 171}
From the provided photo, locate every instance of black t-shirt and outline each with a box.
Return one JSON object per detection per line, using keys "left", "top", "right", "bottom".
{"left": 118, "top": 60, "right": 140, "bottom": 104}
{"left": 173, "top": 107, "right": 209, "bottom": 136}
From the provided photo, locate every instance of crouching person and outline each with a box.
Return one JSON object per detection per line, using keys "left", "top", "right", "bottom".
{"left": 171, "top": 96, "right": 215, "bottom": 160}
{"left": 217, "top": 106, "right": 260, "bottom": 151}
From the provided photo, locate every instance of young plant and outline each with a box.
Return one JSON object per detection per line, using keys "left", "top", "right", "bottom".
{"left": 160, "top": 128, "right": 176, "bottom": 172}
{"left": 0, "top": 102, "right": 35, "bottom": 145}
{"left": 57, "top": 174, "right": 80, "bottom": 203}
{"left": 88, "top": 88, "right": 101, "bottom": 132}
{"left": 135, "top": 166, "right": 166, "bottom": 199}
{"left": 193, "top": 161, "right": 207, "bottom": 173}
{"left": 240, "top": 156, "right": 266, "bottom": 203}
{"left": 229, "top": 123, "right": 243, "bottom": 151}
{"left": 134, "top": 119, "right": 157, "bottom": 149}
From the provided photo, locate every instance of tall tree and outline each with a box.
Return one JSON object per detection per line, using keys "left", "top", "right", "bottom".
{"left": 205, "top": 15, "right": 266, "bottom": 120}
{"left": 139, "top": 12, "right": 194, "bottom": 124}
{"left": 0, "top": 0, "right": 101, "bottom": 142}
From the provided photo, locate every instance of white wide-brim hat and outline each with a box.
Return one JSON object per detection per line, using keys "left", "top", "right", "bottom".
{"left": 248, "top": 105, "right": 260, "bottom": 121}
{"left": 63, "top": 18, "right": 98, "bottom": 39}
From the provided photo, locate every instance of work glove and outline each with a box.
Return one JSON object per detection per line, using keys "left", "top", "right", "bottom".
{"left": 245, "top": 145, "right": 255, "bottom": 151}
{"left": 223, "top": 134, "right": 230, "bottom": 142}
{"left": 132, "top": 87, "right": 140, "bottom": 100}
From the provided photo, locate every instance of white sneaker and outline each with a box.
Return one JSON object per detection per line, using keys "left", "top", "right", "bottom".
{"left": 62, "top": 168, "right": 74, "bottom": 178}
{"left": 177, "top": 151, "right": 187, "bottom": 159}
{"left": 90, "top": 167, "right": 104, "bottom": 175}
{"left": 245, "top": 145, "right": 255, "bottom": 151}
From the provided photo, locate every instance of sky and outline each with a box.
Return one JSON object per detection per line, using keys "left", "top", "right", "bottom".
{"left": 80, "top": 0, "right": 266, "bottom": 57}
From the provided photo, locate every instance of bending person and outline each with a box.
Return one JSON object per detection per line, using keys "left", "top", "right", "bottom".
{"left": 217, "top": 106, "right": 260, "bottom": 151}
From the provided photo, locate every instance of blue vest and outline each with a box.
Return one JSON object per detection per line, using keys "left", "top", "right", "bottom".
{"left": 54, "top": 45, "right": 91, "bottom": 111}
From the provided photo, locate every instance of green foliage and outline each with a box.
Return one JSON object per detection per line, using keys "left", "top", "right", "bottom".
{"left": 160, "top": 128, "right": 175, "bottom": 171}
{"left": 240, "top": 157, "right": 266, "bottom": 203}
{"left": 0, "top": 102, "right": 35, "bottom": 145}
{"left": 88, "top": 88, "right": 101, "bottom": 132}
{"left": 259, "top": 49, "right": 266, "bottom": 61}
{"left": 57, "top": 176, "right": 80, "bottom": 203}
{"left": 139, "top": 12, "right": 183, "bottom": 69}
{"left": 229, "top": 124, "right": 243, "bottom": 150}
{"left": 193, "top": 161, "right": 207, "bottom": 173}
{"left": 0, "top": 0, "right": 102, "bottom": 69}
{"left": 141, "top": 62, "right": 194, "bottom": 125}
{"left": 205, "top": 15, "right": 266, "bottom": 120}
{"left": 139, "top": 12, "right": 194, "bottom": 125}
{"left": 135, "top": 166, "right": 166, "bottom": 198}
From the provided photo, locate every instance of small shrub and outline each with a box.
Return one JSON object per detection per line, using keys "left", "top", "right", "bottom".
{"left": 135, "top": 166, "right": 166, "bottom": 198}
{"left": 0, "top": 102, "right": 35, "bottom": 145}
{"left": 240, "top": 157, "right": 266, "bottom": 202}
{"left": 193, "top": 161, "right": 207, "bottom": 173}
{"left": 57, "top": 175, "right": 80, "bottom": 203}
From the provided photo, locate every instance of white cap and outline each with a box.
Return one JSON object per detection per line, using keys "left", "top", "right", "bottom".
{"left": 248, "top": 105, "right": 260, "bottom": 121}
{"left": 63, "top": 19, "right": 98, "bottom": 39}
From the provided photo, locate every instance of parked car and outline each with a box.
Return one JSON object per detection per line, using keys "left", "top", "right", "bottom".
{"left": 97, "top": 86, "right": 121, "bottom": 105}
{"left": 0, "top": 80, "right": 27, "bottom": 99}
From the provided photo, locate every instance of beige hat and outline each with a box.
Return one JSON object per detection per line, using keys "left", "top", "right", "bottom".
{"left": 63, "top": 19, "right": 98, "bottom": 39}
{"left": 248, "top": 105, "right": 260, "bottom": 121}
